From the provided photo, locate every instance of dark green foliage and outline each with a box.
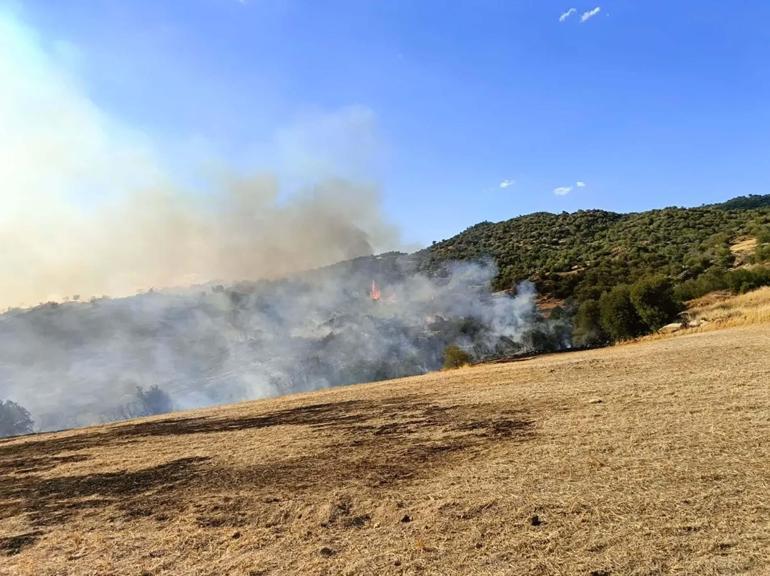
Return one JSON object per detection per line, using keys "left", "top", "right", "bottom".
{"left": 0, "top": 399, "right": 34, "bottom": 438}
{"left": 419, "top": 196, "right": 770, "bottom": 301}
{"left": 674, "top": 266, "right": 770, "bottom": 301}
{"left": 629, "top": 276, "right": 682, "bottom": 331}
{"left": 443, "top": 345, "right": 472, "bottom": 369}
{"left": 415, "top": 196, "right": 770, "bottom": 344}
{"left": 725, "top": 267, "right": 770, "bottom": 294}
{"left": 752, "top": 227, "right": 770, "bottom": 263}
{"left": 599, "top": 286, "right": 646, "bottom": 341}
{"left": 573, "top": 300, "right": 607, "bottom": 347}
{"left": 754, "top": 244, "right": 770, "bottom": 263}
{"left": 714, "top": 194, "right": 770, "bottom": 210}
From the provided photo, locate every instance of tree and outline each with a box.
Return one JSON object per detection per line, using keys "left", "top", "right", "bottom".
{"left": 630, "top": 276, "right": 682, "bottom": 331}
{"left": 599, "top": 285, "right": 646, "bottom": 341}
{"left": 118, "top": 385, "right": 174, "bottom": 419}
{"left": 135, "top": 385, "right": 173, "bottom": 416}
{"left": 443, "top": 345, "right": 472, "bottom": 369}
{"left": 0, "top": 400, "right": 34, "bottom": 438}
{"left": 573, "top": 299, "right": 607, "bottom": 347}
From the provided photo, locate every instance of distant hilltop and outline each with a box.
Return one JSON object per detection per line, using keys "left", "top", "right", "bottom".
{"left": 417, "top": 194, "right": 770, "bottom": 303}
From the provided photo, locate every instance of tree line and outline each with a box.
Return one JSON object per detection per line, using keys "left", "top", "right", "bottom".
{"left": 0, "top": 385, "right": 173, "bottom": 438}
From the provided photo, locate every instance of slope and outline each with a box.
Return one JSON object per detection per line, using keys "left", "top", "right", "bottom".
{"left": 1, "top": 324, "right": 769, "bottom": 575}
{"left": 418, "top": 194, "right": 770, "bottom": 301}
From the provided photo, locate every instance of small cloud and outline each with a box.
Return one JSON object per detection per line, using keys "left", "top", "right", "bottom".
{"left": 559, "top": 8, "right": 577, "bottom": 22}
{"left": 576, "top": 181, "right": 586, "bottom": 188}
{"left": 581, "top": 6, "right": 601, "bottom": 22}
{"left": 553, "top": 186, "right": 573, "bottom": 196}
{"left": 499, "top": 179, "right": 515, "bottom": 189}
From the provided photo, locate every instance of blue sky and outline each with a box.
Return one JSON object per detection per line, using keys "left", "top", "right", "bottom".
{"left": 4, "top": 0, "right": 770, "bottom": 247}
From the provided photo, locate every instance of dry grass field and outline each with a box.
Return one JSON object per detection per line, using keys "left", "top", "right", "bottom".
{"left": 685, "top": 287, "right": 770, "bottom": 329}
{"left": 1, "top": 324, "right": 769, "bottom": 575}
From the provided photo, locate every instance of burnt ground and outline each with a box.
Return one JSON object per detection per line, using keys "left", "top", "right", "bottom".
{"left": 1, "top": 397, "right": 533, "bottom": 541}
{"left": 1, "top": 325, "right": 770, "bottom": 575}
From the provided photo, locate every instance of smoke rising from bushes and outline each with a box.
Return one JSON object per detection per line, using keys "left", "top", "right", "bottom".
{"left": 0, "top": 257, "right": 569, "bottom": 432}
{"left": 0, "top": 12, "right": 571, "bottom": 434}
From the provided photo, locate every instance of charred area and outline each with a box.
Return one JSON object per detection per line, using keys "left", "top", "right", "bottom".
{"left": 0, "top": 395, "right": 534, "bottom": 540}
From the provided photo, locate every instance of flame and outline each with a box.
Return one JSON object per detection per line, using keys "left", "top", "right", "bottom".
{"left": 370, "top": 280, "right": 381, "bottom": 301}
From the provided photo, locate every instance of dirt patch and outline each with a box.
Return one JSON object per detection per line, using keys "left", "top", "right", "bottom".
{"left": 0, "top": 400, "right": 368, "bottom": 461}
{"left": 0, "top": 454, "right": 90, "bottom": 476}
{"left": 0, "top": 456, "right": 210, "bottom": 527}
{"left": 0, "top": 531, "right": 42, "bottom": 556}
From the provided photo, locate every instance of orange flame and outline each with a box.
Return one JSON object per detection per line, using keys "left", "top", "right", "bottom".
{"left": 370, "top": 280, "right": 381, "bottom": 301}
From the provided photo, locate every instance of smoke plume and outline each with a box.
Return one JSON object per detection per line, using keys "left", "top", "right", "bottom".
{"left": 0, "top": 12, "right": 571, "bottom": 434}
{"left": 0, "top": 11, "right": 395, "bottom": 310}
{"left": 0, "top": 256, "right": 570, "bottom": 432}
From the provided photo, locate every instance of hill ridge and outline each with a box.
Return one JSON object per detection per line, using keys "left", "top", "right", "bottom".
{"left": 418, "top": 194, "right": 770, "bottom": 301}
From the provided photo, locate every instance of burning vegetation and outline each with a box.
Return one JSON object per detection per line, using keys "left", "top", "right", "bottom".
{"left": 0, "top": 254, "right": 570, "bottom": 435}
{"left": 369, "top": 280, "right": 382, "bottom": 301}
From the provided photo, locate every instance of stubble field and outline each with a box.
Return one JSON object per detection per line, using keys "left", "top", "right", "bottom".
{"left": 1, "top": 324, "right": 769, "bottom": 575}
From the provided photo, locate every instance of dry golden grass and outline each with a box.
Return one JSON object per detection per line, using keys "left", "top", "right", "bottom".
{"left": 687, "top": 287, "right": 770, "bottom": 327}
{"left": 730, "top": 237, "right": 758, "bottom": 255}
{"left": 729, "top": 237, "right": 758, "bottom": 267}
{"left": 2, "top": 324, "right": 770, "bottom": 575}
{"left": 638, "top": 288, "right": 770, "bottom": 345}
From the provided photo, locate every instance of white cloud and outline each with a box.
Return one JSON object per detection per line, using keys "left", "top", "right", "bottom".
{"left": 499, "top": 179, "right": 515, "bottom": 189}
{"left": 581, "top": 6, "right": 601, "bottom": 23}
{"left": 554, "top": 181, "right": 586, "bottom": 195}
{"left": 559, "top": 8, "right": 577, "bottom": 22}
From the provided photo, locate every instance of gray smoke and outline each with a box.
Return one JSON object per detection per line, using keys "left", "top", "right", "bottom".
{"left": 0, "top": 10, "right": 571, "bottom": 436}
{"left": 0, "top": 255, "right": 569, "bottom": 432}
{"left": 1, "top": 11, "right": 397, "bottom": 310}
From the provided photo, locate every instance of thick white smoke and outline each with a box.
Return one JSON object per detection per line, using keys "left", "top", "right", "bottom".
{"left": 0, "top": 256, "right": 569, "bottom": 432}
{"left": 0, "top": 12, "right": 571, "bottom": 434}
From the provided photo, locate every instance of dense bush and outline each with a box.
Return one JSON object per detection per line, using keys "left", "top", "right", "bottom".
{"left": 0, "top": 400, "right": 34, "bottom": 438}
{"left": 135, "top": 385, "right": 173, "bottom": 416}
{"left": 118, "top": 385, "right": 174, "bottom": 420}
{"left": 674, "top": 266, "right": 770, "bottom": 301}
{"left": 419, "top": 195, "right": 770, "bottom": 301}
{"left": 443, "top": 345, "right": 472, "bottom": 369}
{"left": 573, "top": 299, "right": 607, "bottom": 347}
{"left": 599, "top": 286, "right": 646, "bottom": 341}
{"left": 629, "top": 276, "right": 682, "bottom": 331}
{"left": 417, "top": 195, "right": 770, "bottom": 345}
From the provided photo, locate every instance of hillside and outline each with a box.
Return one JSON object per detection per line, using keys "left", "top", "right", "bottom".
{"left": 0, "top": 257, "right": 572, "bottom": 434}
{"left": 419, "top": 194, "right": 770, "bottom": 301}
{"left": 2, "top": 325, "right": 769, "bottom": 575}
{"left": 4, "top": 195, "right": 770, "bottom": 435}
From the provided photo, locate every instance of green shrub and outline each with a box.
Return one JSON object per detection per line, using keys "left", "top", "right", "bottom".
{"left": 119, "top": 385, "right": 174, "bottom": 419}
{"left": 599, "top": 286, "right": 646, "bottom": 341}
{"left": 630, "top": 276, "right": 682, "bottom": 331}
{"left": 674, "top": 266, "right": 770, "bottom": 301}
{"left": 573, "top": 299, "right": 607, "bottom": 347}
{"left": 135, "top": 385, "right": 173, "bottom": 416}
{"left": 443, "top": 345, "right": 472, "bottom": 369}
